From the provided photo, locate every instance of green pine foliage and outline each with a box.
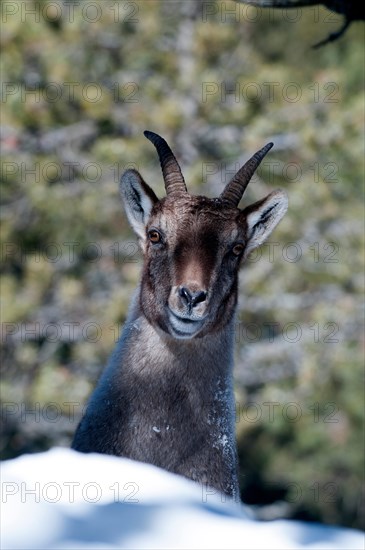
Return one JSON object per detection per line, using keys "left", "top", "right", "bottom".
{"left": 1, "top": 0, "right": 363, "bottom": 529}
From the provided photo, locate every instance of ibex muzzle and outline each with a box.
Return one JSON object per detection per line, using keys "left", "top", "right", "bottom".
{"left": 72, "top": 131, "right": 288, "bottom": 499}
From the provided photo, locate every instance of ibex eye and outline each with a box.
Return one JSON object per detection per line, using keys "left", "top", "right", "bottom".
{"left": 148, "top": 230, "right": 161, "bottom": 244}
{"left": 232, "top": 243, "right": 244, "bottom": 256}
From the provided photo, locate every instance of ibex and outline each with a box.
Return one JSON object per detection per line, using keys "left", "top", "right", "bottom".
{"left": 72, "top": 131, "right": 288, "bottom": 499}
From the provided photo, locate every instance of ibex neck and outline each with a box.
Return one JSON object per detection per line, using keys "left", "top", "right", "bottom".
{"left": 119, "top": 288, "right": 235, "bottom": 378}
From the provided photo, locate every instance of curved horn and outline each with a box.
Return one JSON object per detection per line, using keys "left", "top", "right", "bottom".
{"left": 144, "top": 131, "right": 187, "bottom": 196}
{"left": 220, "top": 142, "right": 274, "bottom": 207}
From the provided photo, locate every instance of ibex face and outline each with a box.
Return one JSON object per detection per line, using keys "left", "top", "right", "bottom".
{"left": 120, "top": 131, "right": 288, "bottom": 340}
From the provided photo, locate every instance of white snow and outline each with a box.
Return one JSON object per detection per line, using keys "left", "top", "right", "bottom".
{"left": 1, "top": 448, "right": 363, "bottom": 550}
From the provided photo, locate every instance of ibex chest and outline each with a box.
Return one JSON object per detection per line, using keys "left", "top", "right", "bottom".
{"left": 103, "top": 318, "right": 237, "bottom": 473}
{"left": 113, "top": 318, "right": 235, "bottom": 433}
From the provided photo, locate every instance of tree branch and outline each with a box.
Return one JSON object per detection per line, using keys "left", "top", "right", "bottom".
{"left": 234, "top": 1, "right": 364, "bottom": 46}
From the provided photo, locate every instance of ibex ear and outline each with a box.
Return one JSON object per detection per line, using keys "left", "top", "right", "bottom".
{"left": 120, "top": 169, "right": 158, "bottom": 239}
{"left": 240, "top": 190, "right": 288, "bottom": 257}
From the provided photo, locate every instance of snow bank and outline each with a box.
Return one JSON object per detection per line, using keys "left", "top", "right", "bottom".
{"left": 1, "top": 448, "right": 363, "bottom": 549}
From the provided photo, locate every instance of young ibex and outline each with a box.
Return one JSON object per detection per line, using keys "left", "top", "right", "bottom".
{"left": 72, "top": 131, "right": 288, "bottom": 499}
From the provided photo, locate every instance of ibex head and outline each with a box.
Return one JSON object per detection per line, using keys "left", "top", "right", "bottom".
{"left": 120, "top": 131, "right": 288, "bottom": 340}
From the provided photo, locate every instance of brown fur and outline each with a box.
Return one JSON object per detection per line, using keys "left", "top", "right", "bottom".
{"left": 72, "top": 136, "right": 288, "bottom": 500}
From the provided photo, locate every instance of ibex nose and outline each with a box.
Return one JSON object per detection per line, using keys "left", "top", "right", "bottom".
{"left": 179, "top": 287, "right": 207, "bottom": 309}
